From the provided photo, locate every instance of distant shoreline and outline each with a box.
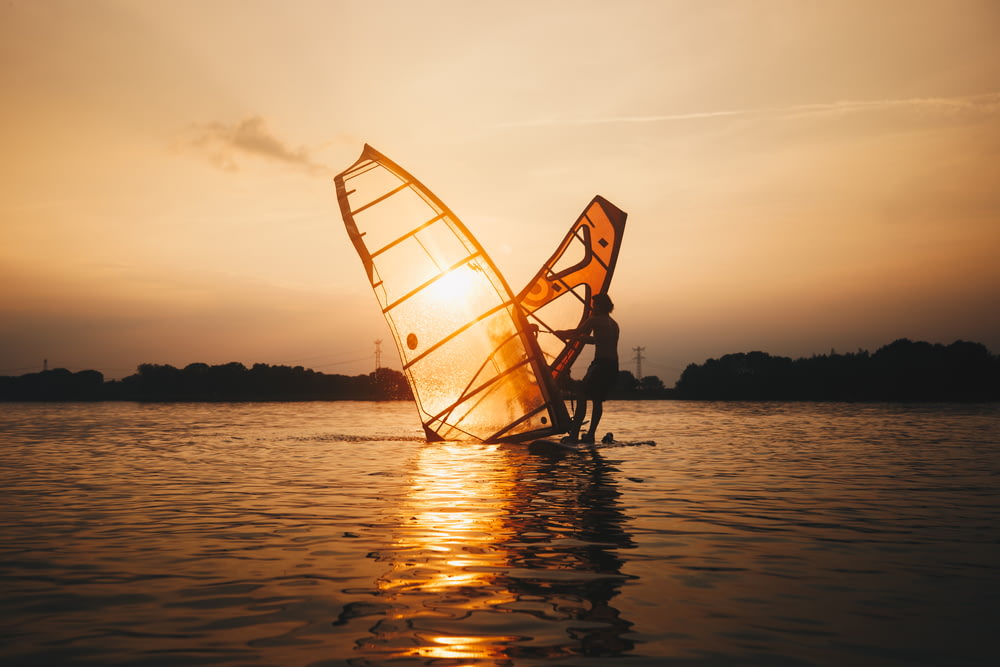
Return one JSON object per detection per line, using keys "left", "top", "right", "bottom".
{"left": 3, "top": 338, "right": 998, "bottom": 403}
{"left": 0, "top": 363, "right": 413, "bottom": 403}
{"left": 671, "top": 338, "right": 999, "bottom": 403}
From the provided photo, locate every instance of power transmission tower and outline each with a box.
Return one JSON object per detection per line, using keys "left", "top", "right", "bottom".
{"left": 632, "top": 346, "right": 645, "bottom": 379}
{"left": 374, "top": 339, "right": 383, "bottom": 371}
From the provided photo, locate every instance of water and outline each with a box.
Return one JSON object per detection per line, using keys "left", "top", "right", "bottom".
{"left": 1, "top": 401, "right": 998, "bottom": 666}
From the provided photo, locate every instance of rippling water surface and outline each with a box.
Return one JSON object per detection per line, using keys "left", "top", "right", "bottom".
{"left": 1, "top": 401, "right": 998, "bottom": 666}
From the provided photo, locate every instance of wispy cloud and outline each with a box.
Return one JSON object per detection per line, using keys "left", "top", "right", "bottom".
{"left": 501, "top": 92, "right": 1000, "bottom": 128}
{"left": 179, "top": 116, "right": 331, "bottom": 175}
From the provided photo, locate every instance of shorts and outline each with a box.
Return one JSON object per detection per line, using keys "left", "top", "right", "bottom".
{"left": 582, "top": 358, "right": 618, "bottom": 401}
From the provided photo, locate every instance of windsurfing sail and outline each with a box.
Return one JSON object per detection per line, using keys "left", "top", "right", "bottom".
{"left": 516, "top": 197, "right": 627, "bottom": 382}
{"left": 334, "top": 145, "right": 570, "bottom": 442}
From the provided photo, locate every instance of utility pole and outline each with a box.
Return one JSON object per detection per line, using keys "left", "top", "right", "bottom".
{"left": 632, "top": 346, "right": 645, "bottom": 380}
{"left": 374, "top": 339, "right": 383, "bottom": 371}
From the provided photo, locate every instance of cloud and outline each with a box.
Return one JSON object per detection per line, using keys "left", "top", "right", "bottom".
{"left": 180, "top": 116, "right": 331, "bottom": 175}
{"left": 500, "top": 92, "right": 1000, "bottom": 128}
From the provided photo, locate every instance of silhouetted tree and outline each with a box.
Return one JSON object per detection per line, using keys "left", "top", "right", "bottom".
{"left": 639, "top": 375, "right": 666, "bottom": 394}
{"left": 0, "top": 362, "right": 414, "bottom": 402}
{"left": 370, "top": 367, "right": 413, "bottom": 400}
{"left": 4, "top": 340, "right": 996, "bottom": 403}
{"left": 608, "top": 370, "right": 639, "bottom": 398}
{"left": 675, "top": 339, "right": 999, "bottom": 402}
{"left": 0, "top": 368, "right": 105, "bottom": 401}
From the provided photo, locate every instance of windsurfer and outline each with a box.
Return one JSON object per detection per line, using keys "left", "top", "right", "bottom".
{"left": 555, "top": 293, "right": 620, "bottom": 444}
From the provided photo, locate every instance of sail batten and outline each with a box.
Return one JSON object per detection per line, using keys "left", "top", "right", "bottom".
{"left": 371, "top": 213, "right": 447, "bottom": 259}
{"left": 351, "top": 181, "right": 411, "bottom": 216}
{"left": 382, "top": 251, "right": 484, "bottom": 313}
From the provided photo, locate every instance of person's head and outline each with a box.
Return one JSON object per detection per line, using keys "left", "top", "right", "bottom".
{"left": 592, "top": 293, "right": 614, "bottom": 314}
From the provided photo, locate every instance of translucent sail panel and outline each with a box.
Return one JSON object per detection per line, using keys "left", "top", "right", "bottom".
{"left": 334, "top": 145, "right": 568, "bottom": 442}
{"left": 410, "top": 308, "right": 554, "bottom": 441}
{"left": 527, "top": 283, "right": 590, "bottom": 368}
{"left": 516, "top": 196, "right": 627, "bottom": 380}
{"left": 371, "top": 222, "right": 484, "bottom": 316}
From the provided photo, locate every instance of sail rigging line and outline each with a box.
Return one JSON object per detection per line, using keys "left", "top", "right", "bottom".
{"left": 491, "top": 405, "right": 554, "bottom": 441}
{"left": 428, "top": 365, "right": 525, "bottom": 439}
{"left": 422, "top": 417, "right": 475, "bottom": 443}
{"left": 430, "top": 355, "right": 538, "bottom": 441}
{"left": 428, "top": 325, "right": 527, "bottom": 424}
{"left": 413, "top": 234, "right": 441, "bottom": 273}
{"left": 426, "top": 326, "right": 534, "bottom": 428}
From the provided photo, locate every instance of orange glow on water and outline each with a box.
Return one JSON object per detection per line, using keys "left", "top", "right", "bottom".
{"left": 367, "top": 442, "right": 518, "bottom": 660}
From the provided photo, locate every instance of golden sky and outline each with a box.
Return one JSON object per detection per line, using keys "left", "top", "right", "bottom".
{"left": 2, "top": 0, "right": 999, "bottom": 383}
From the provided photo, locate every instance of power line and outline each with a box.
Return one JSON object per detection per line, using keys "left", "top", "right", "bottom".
{"left": 311, "top": 355, "right": 374, "bottom": 370}
{"left": 644, "top": 358, "right": 685, "bottom": 374}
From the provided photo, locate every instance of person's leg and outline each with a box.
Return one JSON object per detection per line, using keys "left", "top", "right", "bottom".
{"left": 566, "top": 395, "right": 587, "bottom": 442}
{"left": 568, "top": 364, "right": 598, "bottom": 443}
{"left": 583, "top": 399, "right": 603, "bottom": 442}
{"left": 583, "top": 361, "right": 615, "bottom": 443}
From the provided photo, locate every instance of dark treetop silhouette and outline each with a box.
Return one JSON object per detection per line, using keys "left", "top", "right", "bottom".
{"left": 0, "top": 363, "right": 411, "bottom": 402}
{"left": 674, "top": 338, "right": 1000, "bottom": 402}
{"left": 3, "top": 339, "right": 996, "bottom": 403}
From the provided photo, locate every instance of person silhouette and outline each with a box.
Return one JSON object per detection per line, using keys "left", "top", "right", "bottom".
{"left": 555, "top": 293, "right": 620, "bottom": 444}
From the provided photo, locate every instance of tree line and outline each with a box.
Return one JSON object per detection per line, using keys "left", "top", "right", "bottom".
{"left": 674, "top": 339, "right": 999, "bottom": 401}
{"left": 0, "top": 363, "right": 412, "bottom": 402}
{"left": 2, "top": 338, "right": 997, "bottom": 403}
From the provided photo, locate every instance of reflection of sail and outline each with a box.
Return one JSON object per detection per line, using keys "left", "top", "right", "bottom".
{"left": 334, "top": 145, "right": 568, "bottom": 442}
{"left": 516, "top": 196, "right": 627, "bottom": 381}
{"left": 343, "top": 442, "right": 636, "bottom": 661}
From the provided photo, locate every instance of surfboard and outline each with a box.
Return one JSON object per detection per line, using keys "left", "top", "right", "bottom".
{"left": 528, "top": 438, "right": 587, "bottom": 453}
{"left": 596, "top": 439, "right": 657, "bottom": 448}
{"left": 528, "top": 437, "right": 656, "bottom": 452}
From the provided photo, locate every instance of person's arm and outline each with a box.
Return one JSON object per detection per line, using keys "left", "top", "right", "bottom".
{"left": 554, "top": 318, "right": 596, "bottom": 343}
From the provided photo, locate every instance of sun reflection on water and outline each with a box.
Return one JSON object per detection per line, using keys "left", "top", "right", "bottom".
{"left": 364, "top": 441, "right": 518, "bottom": 661}
{"left": 351, "top": 440, "right": 637, "bottom": 663}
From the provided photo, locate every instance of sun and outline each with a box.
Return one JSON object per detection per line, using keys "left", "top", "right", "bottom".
{"left": 426, "top": 262, "right": 477, "bottom": 306}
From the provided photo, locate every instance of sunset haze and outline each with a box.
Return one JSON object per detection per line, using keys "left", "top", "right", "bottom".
{"left": 2, "top": 0, "right": 999, "bottom": 384}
